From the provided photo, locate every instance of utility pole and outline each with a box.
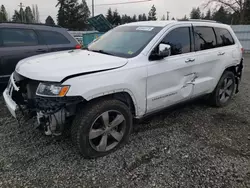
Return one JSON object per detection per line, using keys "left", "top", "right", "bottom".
{"left": 167, "top": 11, "right": 170, "bottom": 20}
{"left": 18, "top": 2, "right": 25, "bottom": 22}
{"left": 92, "top": 0, "right": 94, "bottom": 17}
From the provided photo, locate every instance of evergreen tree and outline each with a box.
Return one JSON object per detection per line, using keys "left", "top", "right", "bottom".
{"left": 0, "top": 5, "right": 8, "bottom": 22}
{"left": 24, "top": 6, "right": 35, "bottom": 23}
{"left": 138, "top": 14, "right": 143, "bottom": 21}
{"left": 171, "top": 17, "right": 175, "bottom": 20}
{"left": 45, "top": 15, "right": 55, "bottom": 25}
{"left": 19, "top": 8, "right": 25, "bottom": 22}
{"left": 57, "top": 0, "right": 90, "bottom": 30}
{"left": 190, "top": 7, "right": 201, "bottom": 19}
{"left": 77, "top": 0, "right": 91, "bottom": 29}
{"left": 212, "top": 6, "right": 230, "bottom": 24}
{"left": 12, "top": 10, "right": 21, "bottom": 22}
{"left": 148, "top": 5, "right": 157, "bottom": 20}
{"left": 161, "top": 15, "right": 166, "bottom": 20}
{"left": 179, "top": 15, "right": 188, "bottom": 21}
{"left": 132, "top": 14, "right": 137, "bottom": 22}
{"left": 113, "top": 9, "right": 121, "bottom": 26}
{"left": 106, "top": 8, "right": 113, "bottom": 24}
{"left": 244, "top": 0, "right": 250, "bottom": 24}
{"left": 121, "top": 14, "right": 126, "bottom": 24}
{"left": 56, "top": 0, "right": 67, "bottom": 26}
{"left": 142, "top": 13, "right": 147, "bottom": 21}
{"left": 201, "top": 13, "right": 205, "bottom": 19}
{"left": 205, "top": 9, "right": 211, "bottom": 20}
{"left": 127, "top": 15, "right": 132, "bottom": 23}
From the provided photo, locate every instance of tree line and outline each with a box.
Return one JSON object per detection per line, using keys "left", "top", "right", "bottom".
{"left": 1, "top": 0, "right": 250, "bottom": 30}
{"left": 0, "top": 4, "right": 42, "bottom": 24}
{"left": 187, "top": 0, "right": 250, "bottom": 24}
{"left": 105, "top": 5, "right": 156, "bottom": 26}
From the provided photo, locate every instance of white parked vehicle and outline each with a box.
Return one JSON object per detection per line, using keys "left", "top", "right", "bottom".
{"left": 3, "top": 20, "right": 244, "bottom": 158}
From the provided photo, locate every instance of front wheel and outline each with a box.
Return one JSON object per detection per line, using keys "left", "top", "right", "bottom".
{"left": 71, "top": 99, "right": 133, "bottom": 158}
{"left": 209, "top": 71, "right": 235, "bottom": 107}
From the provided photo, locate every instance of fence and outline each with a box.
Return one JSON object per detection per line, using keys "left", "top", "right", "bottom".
{"left": 231, "top": 25, "right": 250, "bottom": 53}
{"left": 68, "top": 31, "right": 98, "bottom": 45}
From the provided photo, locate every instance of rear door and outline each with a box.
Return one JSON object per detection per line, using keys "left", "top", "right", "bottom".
{"left": 191, "top": 24, "right": 221, "bottom": 97}
{"left": 37, "top": 30, "right": 77, "bottom": 52}
{"left": 213, "top": 27, "right": 239, "bottom": 71}
{"left": 0, "top": 27, "right": 49, "bottom": 81}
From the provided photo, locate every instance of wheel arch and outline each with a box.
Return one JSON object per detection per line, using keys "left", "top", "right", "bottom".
{"left": 224, "top": 65, "right": 237, "bottom": 75}
{"left": 220, "top": 62, "right": 243, "bottom": 94}
{"left": 84, "top": 90, "right": 138, "bottom": 117}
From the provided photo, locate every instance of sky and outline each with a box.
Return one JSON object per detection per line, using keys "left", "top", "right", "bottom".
{"left": 1, "top": 0, "right": 204, "bottom": 23}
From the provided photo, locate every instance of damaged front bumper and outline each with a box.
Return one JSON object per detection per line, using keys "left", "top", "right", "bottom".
{"left": 3, "top": 73, "right": 84, "bottom": 136}
{"left": 3, "top": 74, "right": 20, "bottom": 118}
{"left": 3, "top": 88, "right": 18, "bottom": 118}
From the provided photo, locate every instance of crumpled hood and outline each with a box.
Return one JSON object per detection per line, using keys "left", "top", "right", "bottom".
{"left": 16, "top": 50, "right": 128, "bottom": 82}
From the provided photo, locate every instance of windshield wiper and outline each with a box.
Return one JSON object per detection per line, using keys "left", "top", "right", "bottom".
{"left": 90, "top": 49, "right": 114, "bottom": 56}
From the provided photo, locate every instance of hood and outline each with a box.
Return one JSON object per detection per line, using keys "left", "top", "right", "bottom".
{"left": 16, "top": 50, "right": 128, "bottom": 82}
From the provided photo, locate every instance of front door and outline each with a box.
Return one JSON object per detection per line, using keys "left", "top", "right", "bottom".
{"left": 146, "top": 24, "right": 198, "bottom": 113}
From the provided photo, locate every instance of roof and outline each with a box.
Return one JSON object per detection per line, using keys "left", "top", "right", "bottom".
{"left": 123, "top": 20, "right": 228, "bottom": 28}
{"left": 0, "top": 22, "right": 63, "bottom": 29}
{"left": 124, "top": 21, "right": 177, "bottom": 27}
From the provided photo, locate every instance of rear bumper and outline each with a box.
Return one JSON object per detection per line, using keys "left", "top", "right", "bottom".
{"left": 235, "top": 58, "right": 244, "bottom": 93}
{"left": 3, "top": 88, "right": 17, "bottom": 118}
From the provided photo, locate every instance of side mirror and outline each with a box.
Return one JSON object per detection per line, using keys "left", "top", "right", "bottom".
{"left": 159, "top": 43, "right": 171, "bottom": 58}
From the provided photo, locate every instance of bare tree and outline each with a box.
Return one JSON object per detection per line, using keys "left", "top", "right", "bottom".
{"left": 204, "top": 0, "right": 245, "bottom": 23}
{"left": 32, "top": 4, "right": 40, "bottom": 23}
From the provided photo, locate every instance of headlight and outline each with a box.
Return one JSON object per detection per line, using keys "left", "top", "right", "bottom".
{"left": 36, "top": 83, "right": 70, "bottom": 97}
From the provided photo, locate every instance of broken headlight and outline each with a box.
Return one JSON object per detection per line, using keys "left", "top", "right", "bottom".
{"left": 36, "top": 83, "right": 70, "bottom": 97}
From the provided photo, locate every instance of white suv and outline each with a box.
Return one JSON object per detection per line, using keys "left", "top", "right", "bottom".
{"left": 3, "top": 20, "right": 244, "bottom": 158}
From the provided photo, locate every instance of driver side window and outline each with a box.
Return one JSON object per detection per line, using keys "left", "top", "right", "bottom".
{"left": 161, "top": 27, "right": 191, "bottom": 56}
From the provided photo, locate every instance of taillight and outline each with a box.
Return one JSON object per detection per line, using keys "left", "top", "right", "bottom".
{"left": 75, "top": 44, "right": 82, "bottom": 49}
{"left": 241, "top": 48, "right": 244, "bottom": 54}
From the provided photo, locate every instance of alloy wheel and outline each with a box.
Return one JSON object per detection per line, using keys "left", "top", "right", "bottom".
{"left": 89, "top": 110, "right": 126, "bottom": 152}
{"left": 219, "top": 77, "right": 234, "bottom": 103}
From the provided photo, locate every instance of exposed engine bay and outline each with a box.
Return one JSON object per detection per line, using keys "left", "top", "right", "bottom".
{"left": 10, "top": 72, "right": 83, "bottom": 136}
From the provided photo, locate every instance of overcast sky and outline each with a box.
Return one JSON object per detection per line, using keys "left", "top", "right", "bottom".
{"left": 2, "top": 0, "right": 204, "bottom": 23}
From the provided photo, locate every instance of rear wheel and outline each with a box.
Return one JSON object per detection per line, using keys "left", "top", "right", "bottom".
{"left": 71, "top": 99, "right": 132, "bottom": 158}
{"left": 209, "top": 71, "right": 235, "bottom": 107}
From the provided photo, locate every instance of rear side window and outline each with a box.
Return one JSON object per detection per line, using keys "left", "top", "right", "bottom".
{"left": 1, "top": 28, "right": 38, "bottom": 47}
{"left": 38, "top": 30, "right": 70, "bottom": 45}
{"left": 214, "top": 28, "right": 235, "bottom": 47}
{"left": 194, "top": 27, "right": 216, "bottom": 51}
{"left": 161, "top": 27, "right": 191, "bottom": 55}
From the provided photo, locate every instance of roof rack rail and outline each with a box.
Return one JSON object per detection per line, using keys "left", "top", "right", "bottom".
{"left": 0, "top": 22, "right": 62, "bottom": 28}
{"left": 185, "top": 19, "right": 221, "bottom": 23}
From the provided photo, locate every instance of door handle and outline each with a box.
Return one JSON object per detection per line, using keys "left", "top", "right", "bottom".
{"left": 36, "top": 49, "right": 47, "bottom": 53}
{"left": 218, "top": 52, "right": 225, "bottom": 56}
{"left": 185, "top": 58, "right": 195, "bottom": 63}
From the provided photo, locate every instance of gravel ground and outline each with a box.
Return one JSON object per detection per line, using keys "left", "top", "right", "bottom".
{"left": 0, "top": 56, "right": 250, "bottom": 188}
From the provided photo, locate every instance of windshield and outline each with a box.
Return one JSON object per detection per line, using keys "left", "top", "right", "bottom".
{"left": 88, "top": 26, "right": 163, "bottom": 58}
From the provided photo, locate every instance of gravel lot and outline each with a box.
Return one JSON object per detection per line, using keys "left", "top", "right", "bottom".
{"left": 0, "top": 56, "right": 250, "bottom": 188}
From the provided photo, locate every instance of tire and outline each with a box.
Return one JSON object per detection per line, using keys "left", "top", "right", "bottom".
{"left": 209, "top": 71, "right": 235, "bottom": 107}
{"left": 71, "top": 99, "right": 133, "bottom": 158}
